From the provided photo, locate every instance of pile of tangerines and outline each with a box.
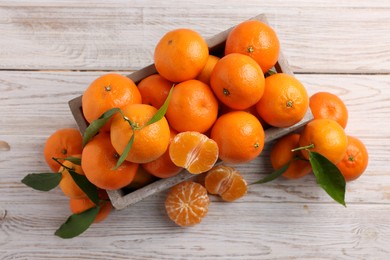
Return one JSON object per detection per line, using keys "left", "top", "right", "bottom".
{"left": 23, "top": 19, "right": 368, "bottom": 237}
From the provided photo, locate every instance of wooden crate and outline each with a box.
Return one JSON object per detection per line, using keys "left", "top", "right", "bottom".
{"left": 68, "top": 13, "right": 313, "bottom": 210}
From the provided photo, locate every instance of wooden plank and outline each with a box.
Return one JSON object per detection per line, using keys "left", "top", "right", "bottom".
{"left": 0, "top": 1, "right": 389, "bottom": 73}
{"left": 1, "top": 199, "right": 390, "bottom": 259}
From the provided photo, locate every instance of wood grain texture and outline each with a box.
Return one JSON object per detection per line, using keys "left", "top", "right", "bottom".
{"left": 1, "top": 2, "right": 390, "bottom": 259}
{"left": 1, "top": 0, "right": 390, "bottom": 73}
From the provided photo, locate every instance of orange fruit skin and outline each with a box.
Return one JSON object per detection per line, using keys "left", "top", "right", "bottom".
{"left": 256, "top": 73, "right": 309, "bottom": 128}
{"left": 309, "top": 91, "right": 348, "bottom": 129}
{"left": 154, "top": 28, "right": 209, "bottom": 83}
{"left": 137, "top": 74, "right": 174, "bottom": 109}
{"left": 165, "top": 181, "right": 210, "bottom": 227}
{"left": 142, "top": 129, "right": 182, "bottom": 178}
{"left": 211, "top": 111, "right": 265, "bottom": 164}
{"left": 43, "top": 128, "right": 83, "bottom": 172}
{"left": 169, "top": 131, "right": 219, "bottom": 174}
{"left": 70, "top": 198, "right": 112, "bottom": 223}
{"left": 225, "top": 20, "right": 280, "bottom": 73}
{"left": 110, "top": 104, "right": 171, "bottom": 164}
{"left": 210, "top": 53, "right": 265, "bottom": 110}
{"left": 196, "top": 55, "right": 220, "bottom": 85}
{"left": 270, "top": 134, "right": 312, "bottom": 179}
{"left": 59, "top": 155, "right": 86, "bottom": 199}
{"left": 336, "top": 136, "right": 369, "bottom": 182}
{"left": 82, "top": 133, "right": 139, "bottom": 190}
{"left": 205, "top": 165, "right": 247, "bottom": 202}
{"left": 82, "top": 73, "right": 142, "bottom": 132}
{"left": 166, "top": 79, "right": 219, "bottom": 133}
{"left": 299, "top": 118, "right": 348, "bottom": 164}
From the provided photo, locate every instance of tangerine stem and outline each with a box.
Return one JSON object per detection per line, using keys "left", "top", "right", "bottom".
{"left": 291, "top": 143, "right": 315, "bottom": 152}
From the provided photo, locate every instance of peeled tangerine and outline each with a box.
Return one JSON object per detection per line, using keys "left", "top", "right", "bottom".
{"left": 169, "top": 131, "right": 219, "bottom": 174}
{"left": 205, "top": 165, "right": 247, "bottom": 202}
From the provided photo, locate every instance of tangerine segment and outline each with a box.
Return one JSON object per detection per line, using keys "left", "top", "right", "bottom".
{"left": 169, "top": 132, "right": 219, "bottom": 174}
{"left": 110, "top": 104, "right": 171, "bottom": 164}
{"left": 270, "top": 134, "right": 312, "bottom": 179}
{"left": 205, "top": 165, "right": 247, "bottom": 202}
{"left": 82, "top": 132, "right": 139, "bottom": 190}
{"left": 165, "top": 181, "right": 210, "bottom": 227}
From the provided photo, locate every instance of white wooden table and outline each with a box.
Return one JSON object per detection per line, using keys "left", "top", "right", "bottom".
{"left": 1, "top": 1, "right": 389, "bottom": 259}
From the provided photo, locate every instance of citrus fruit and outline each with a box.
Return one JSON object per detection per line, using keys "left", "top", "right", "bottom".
{"left": 270, "top": 134, "right": 312, "bottom": 179}
{"left": 110, "top": 103, "right": 170, "bottom": 163}
{"left": 309, "top": 91, "right": 348, "bottom": 129}
{"left": 299, "top": 118, "right": 348, "bottom": 164}
{"left": 205, "top": 165, "right": 247, "bottom": 202}
{"left": 82, "top": 73, "right": 142, "bottom": 131}
{"left": 82, "top": 132, "right": 138, "bottom": 190}
{"left": 142, "top": 128, "right": 182, "bottom": 178}
{"left": 210, "top": 111, "right": 264, "bottom": 164}
{"left": 210, "top": 53, "right": 265, "bottom": 110}
{"left": 154, "top": 28, "right": 209, "bottom": 82}
{"left": 165, "top": 79, "right": 218, "bottom": 133}
{"left": 225, "top": 20, "right": 280, "bottom": 73}
{"left": 196, "top": 55, "right": 220, "bottom": 85}
{"left": 336, "top": 136, "right": 369, "bottom": 181}
{"left": 256, "top": 73, "right": 309, "bottom": 128}
{"left": 125, "top": 167, "right": 159, "bottom": 192}
{"left": 165, "top": 181, "right": 210, "bottom": 227}
{"left": 59, "top": 154, "right": 86, "bottom": 199}
{"left": 69, "top": 197, "right": 112, "bottom": 223}
{"left": 43, "top": 128, "right": 83, "bottom": 172}
{"left": 137, "top": 74, "right": 173, "bottom": 109}
{"left": 169, "top": 131, "right": 219, "bottom": 174}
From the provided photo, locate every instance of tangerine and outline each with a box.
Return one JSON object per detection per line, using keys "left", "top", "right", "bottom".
{"left": 137, "top": 74, "right": 173, "bottom": 109}
{"left": 154, "top": 28, "right": 209, "bottom": 82}
{"left": 210, "top": 53, "right": 265, "bottom": 110}
{"left": 43, "top": 128, "right": 83, "bottom": 172}
{"left": 196, "top": 55, "right": 220, "bottom": 85}
{"left": 299, "top": 118, "right": 348, "bottom": 164}
{"left": 256, "top": 73, "right": 309, "bottom": 128}
{"left": 82, "top": 132, "right": 138, "bottom": 190}
{"left": 59, "top": 154, "right": 86, "bottom": 199}
{"left": 225, "top": 20, "right": 280, "bottom": 73}
{"left": 69, "top": 197, "right": 112, "bottom": 223}
{"left": 165, "top": 79, "right": 218, "bottom": 133}
{"left": 336, "top": 136, "right": 369, "bottom": 181}
{"left": 82, "top": 73, "right": 142, "bottom": 131}
{"left": 210, "top": 111, "right": 264, "bottom": 164}
{"left": 270, "top": 134, "right": 312, "bottom": 179}
{"left": 110, "top": 103, "right": 170, "bottom": 163}
{"left": 169, "top": 131, "right": 219, "bottom": 174}
{"left": 165, "top": 181, "right": 210, "bottom": 227}
{"left": 309, "top": 91, "right": 348, "bottom": 129}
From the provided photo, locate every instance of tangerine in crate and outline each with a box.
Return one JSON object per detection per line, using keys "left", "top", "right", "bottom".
{"left": 68, "top": 13, "right": 313, "bottom": 210}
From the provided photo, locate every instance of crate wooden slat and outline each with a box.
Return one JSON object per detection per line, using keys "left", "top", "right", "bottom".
{"left": 68, "top": 13, "right": 313, "bottom": 210}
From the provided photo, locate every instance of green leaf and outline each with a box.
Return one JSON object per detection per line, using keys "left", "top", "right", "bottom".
{"left": 21, "top": 172, "right": 62, "bottom": 191}
{"left": 144, "top": 86, "right": 173, "bottom": 127}
{"left": 251, "top": 161, "right": 290, "bottom": 184}
{"left": 113, "top": 133, "right": 135, "bottom": 170}
{"left": 309, "top": 151, "right": 346, "bottom": 207}
{"left": 82, "top": 107, "right": 120, "bottom": 147}
{"left": 55, "top": 207, "right": 99, "bottom": 239}
{"left": 53, "top": 156, "right": 81, "bottom": 166}
{"left": 68, "top": 169, "right": 99, "bottom": 205}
